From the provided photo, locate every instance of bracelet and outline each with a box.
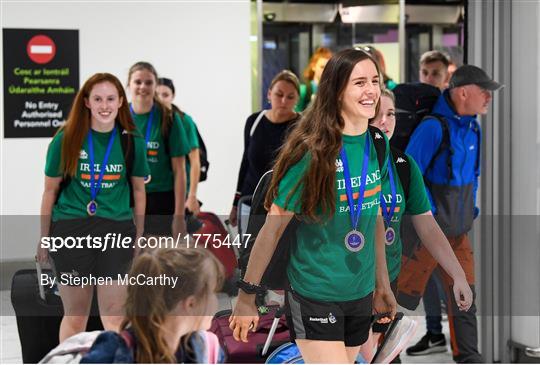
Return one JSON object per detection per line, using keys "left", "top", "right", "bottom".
{"left": 237, "top": 279, "right": 266, "bottom": 295}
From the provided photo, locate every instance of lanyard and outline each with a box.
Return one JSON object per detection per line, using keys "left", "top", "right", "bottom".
{"left": 340, "top": 134, "right": 371, "bottom": 231}
{"left": 380, "top": 158, "right": 398, "bottom": 228}
{"left": 88, "top": 126, "right": 117, "bottom": 203}
{"left": 129, "top": 104, "right": 154, "bottom": 146}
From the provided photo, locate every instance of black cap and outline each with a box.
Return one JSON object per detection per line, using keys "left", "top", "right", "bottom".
{"left": 448, "top": 65, "right": 503, "bottom": 91}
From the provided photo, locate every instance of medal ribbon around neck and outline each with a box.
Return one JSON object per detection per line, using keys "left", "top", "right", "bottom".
{"left": 380, "top": 158, "right": 398, "bottom": 245}
{"left": 129, "top": 104, "right": 154, "bottom": 183}
{"left": 380, "top": 158, "right": 398, "bottom": 228}
{"left": 340, "top": 133, "right": 371, "bottom": 236}
{"left": 87, "top": 125, "right": 117, "bottom": 215}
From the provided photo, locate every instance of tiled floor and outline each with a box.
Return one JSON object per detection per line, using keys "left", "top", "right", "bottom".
{"left": 1, "top": 290, "right": 453, "bottom": 363}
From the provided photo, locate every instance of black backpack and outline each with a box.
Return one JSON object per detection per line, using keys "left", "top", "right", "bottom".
{"left": 194, "top": 125, "right": 209, "bottom": 182}
{"left": 238, "top": 126, "right": 388, "bottom": 289}
{"left": 391, "top": 83, "right": 441, "bottom": 152}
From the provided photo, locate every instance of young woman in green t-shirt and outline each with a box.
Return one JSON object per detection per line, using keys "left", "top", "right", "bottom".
{"left": 37, "top": 73, "right": 149, "bottom": 342}
{"left": 156, "top": 77, "right": 202, "bottom": 216}
{"left": 127, "top": 62, "right": 191, "bottom": 238}
{"left": 230, "top": 49, "right": 397, "bottom": 363}
{"left": 360, "top": 89, "right": 473, "bottom": 362}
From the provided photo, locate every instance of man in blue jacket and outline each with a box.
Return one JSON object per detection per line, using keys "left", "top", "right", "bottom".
{"left": 400, "top": 65, "right": 503, "bottom": 363}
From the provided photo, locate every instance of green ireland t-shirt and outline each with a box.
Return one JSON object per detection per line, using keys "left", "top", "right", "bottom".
{"left": 131, "top": 107, "right": 190, "bottom": 193}
{"left": 45, "top": 129, "right": 150, "bottom": 221}
{"left": 381, "top": 152, "right": 432, "bottom": 282}
{"left": 274, "top": 131, "right": 390, "bottom": 301}
{"left": 178, "top": 112, "right": 200, "bottom": 191}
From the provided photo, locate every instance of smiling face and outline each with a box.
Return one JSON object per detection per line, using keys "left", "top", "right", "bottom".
{"left": 84, "top": 81, "right": 123, "bottom": 129}
{"left": 340, "top": 59, "right": 381, "bottom": 124}
{"left": 370, "top": 95, "right": 396, "bottom": 139}
{"left": 128, "top": 69, "right": 157, "bottom": 105}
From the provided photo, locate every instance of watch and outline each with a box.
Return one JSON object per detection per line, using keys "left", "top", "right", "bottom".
{"left": 236, "top": 279, "right": 266, "bottom": 295}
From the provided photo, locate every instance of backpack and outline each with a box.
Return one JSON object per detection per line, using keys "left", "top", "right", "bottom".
{"left": 238, "top": 126, "right": 387, "bottom": 289}
{"left": 391, "top": 83, "right": 441, "bottom": 152}
{"left": 194, "top": 124, "right": 210, "bottom": 182}
{"left": 55, "top": 126, "right": 135, "bottom": 206}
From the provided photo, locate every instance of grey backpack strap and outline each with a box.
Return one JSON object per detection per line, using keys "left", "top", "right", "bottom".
{"left": 250, "top": 110, "right": 267, "bottom": 137}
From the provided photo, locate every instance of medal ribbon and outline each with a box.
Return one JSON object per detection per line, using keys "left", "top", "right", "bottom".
{"left": 129, "top": 104, "right": 155, "bottom": 147}
{"left": 88, "top": 126, "right": 117, "bottom": 204}
{"left": 380, "top": 158, "right": 397, "bottom": 228}
{"left": 340, "top": 134, "right": 371, "bottom": 231}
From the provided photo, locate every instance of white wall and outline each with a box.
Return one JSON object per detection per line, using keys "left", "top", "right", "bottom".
{"left": 1, "top": 1, "right": 251, "bottom": 260}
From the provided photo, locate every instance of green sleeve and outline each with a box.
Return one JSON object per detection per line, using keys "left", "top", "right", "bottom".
{"left": 273, "top": 153, "right": 310, "bottom": 213}
{"left": 44, "top": 132, "right": 64, "bottom": 177}
{"left": 131, "top": 134, "right": 151, "bottom": 177}
{"left": 294, "top": 84, "right": 308, "bottom": 112}
{"left": 168, "top": 113, "right": 191, "bottom": 157}
{"left": 181, "top": 113, "right": 200, "bottom": 150}
{"left": 404, "top": 154, "right": 432, "bottom": 214}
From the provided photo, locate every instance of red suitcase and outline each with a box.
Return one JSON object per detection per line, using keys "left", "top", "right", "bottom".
{"left": 193, "top": 212, "right": 238, "bottom": 280}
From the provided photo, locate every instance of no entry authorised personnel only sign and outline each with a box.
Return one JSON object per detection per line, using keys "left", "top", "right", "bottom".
{"left": 3, "top": 29, "right": 79, "bottom": 138}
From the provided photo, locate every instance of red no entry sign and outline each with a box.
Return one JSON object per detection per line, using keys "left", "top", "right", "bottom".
{"left": 27, "top": 34, "right": 56, "bottom": 64}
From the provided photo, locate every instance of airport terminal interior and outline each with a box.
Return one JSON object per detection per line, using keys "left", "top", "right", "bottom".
{"left": 1, "top": 0, "right": 539, "bottom": 363}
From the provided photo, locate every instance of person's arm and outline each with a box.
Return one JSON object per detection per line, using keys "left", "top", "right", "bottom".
{"left": 372, "top": 213, "right": 397, "bottom": 321}
{"left": 131, "top": 176, "right": 146, "bottom": 255}
{"left": 171, "top": 156, "right": 187, "bottom": 238}
{"left": 230, "top": 115, "right": 255, "bottom": 226}
{"left": 411, "top": 212, "right": 473, "bottom": 311}
{"left": 37, "top": 176, "right": 62, "bottom": 263}
{"left": 186, "top": 148, "right": 201, "bottom": 215}
{"left": 229, "top": 203, "right": 294, "bottom": 342}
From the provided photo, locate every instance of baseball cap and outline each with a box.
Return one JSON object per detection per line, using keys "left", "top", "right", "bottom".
{"left": 448, "top": 65, "right": 504, "bottom": 91}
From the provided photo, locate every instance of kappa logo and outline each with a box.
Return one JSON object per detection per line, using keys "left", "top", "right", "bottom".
{"left": 396, "top": 157, "right": 406, "bottom": 163}
{"left": 374, "top": 132, "right": 383, "bottom": 139}
{"left": 328, "top": 312, "right": 337, "bottom": 324}
{"left": 79, "top": 150, "right": 88, "bottom": 160}
{"left": 335, "top": 159, "right": 344, "bottom": 173}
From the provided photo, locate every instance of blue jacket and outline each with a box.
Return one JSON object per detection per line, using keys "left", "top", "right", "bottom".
{"left": 405, "top": 90, "right": 481, "bottom": 236}
{"left": 80, "top": 329, "right": 224, "bottom": 363}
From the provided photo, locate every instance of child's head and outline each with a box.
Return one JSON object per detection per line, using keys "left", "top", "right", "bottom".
{"left": 123, "top": 247, "right": 223, "bottom": 363}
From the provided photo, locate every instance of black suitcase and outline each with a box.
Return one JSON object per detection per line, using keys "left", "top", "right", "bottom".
{"left": 10, "top": 264, "right": 103, "bottom": 363}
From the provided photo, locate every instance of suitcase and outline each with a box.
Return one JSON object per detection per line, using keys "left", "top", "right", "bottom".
{"left": 210, "top": 307, "right": 290, "bottom": 363}
{"left": 193, "top": 212, "right": 238, "bottom": 280}
{"left": 11, "top": 263, "right": 103, "bottom": 363}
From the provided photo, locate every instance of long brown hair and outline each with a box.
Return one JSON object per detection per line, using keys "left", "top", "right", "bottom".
{"left": 122, "top": 247, "right": 224, "bottom": 363}
{"left": 127, "top": 62, "right": 172, "bottom": 139}
{"left": 265, "top": 48, "right": 381, "bottom": 222}
{"left": 60, "top": 73, "right": 135, "bottom": 177}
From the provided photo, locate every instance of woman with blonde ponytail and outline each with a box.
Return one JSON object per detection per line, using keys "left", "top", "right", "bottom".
{"left": 81, "top": 247, "right": 224, "bottom": 363}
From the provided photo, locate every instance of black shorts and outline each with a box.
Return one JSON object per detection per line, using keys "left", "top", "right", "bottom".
{"left": 285, "top": 288, "right": 373, "bottom": 347}
{"left": 372, "top": 279, "right": 398, "bottom": 333}
{"left": 48, "top": 217, "right": 135, "bottom": 285}
{"left": 145, "top": 191, "right": 174, "bottom": 236}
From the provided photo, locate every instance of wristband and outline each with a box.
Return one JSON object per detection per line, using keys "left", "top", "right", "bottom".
{"left": 237, "top": 279, "right": 266, "bottom": 295}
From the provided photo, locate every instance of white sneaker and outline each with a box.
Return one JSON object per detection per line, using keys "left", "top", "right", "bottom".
{"left": 372, "top": 316, "right": 418, "bottom": 363}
